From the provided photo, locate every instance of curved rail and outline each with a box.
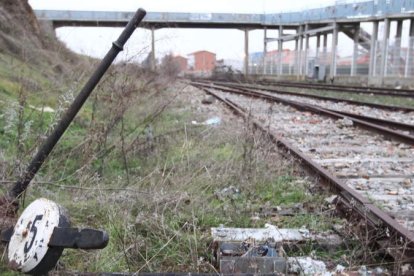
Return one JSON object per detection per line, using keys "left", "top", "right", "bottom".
{"left": 191, "top": 83, "right": 414, "bottom": 268}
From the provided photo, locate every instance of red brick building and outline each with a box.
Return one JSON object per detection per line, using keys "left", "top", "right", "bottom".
{"left": 172, "top": 55, "right": 188, "bottom": 72}
{"left": 188, "top": 50, "right": 216, "bottom": 73}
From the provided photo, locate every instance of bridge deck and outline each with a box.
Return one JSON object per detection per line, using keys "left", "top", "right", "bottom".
{"left": 34, "top": 0, "right": 414, "bottom": 29}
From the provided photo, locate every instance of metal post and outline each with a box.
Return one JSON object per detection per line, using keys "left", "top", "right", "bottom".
{"left": 380, "top": 18, "right": 390, "bottom": 79}
{"left": 151, "top": 27, "right": 156, "bottom": 71}
{"left": 244, "top": 29, "right": 249, "bottom": 76}
{"left": 405, "top": 19, "right": 414, "bottom": 77}
{"left": 395, "top": 20, "right": 403, "bottom": 76}
{"left": 304, "top": 25, "right": 310, "bottom": 76}
{"left": 351, "top": 23, "right": 360, "bottom": 76}
{"left": 369, "top": 21, "right": 379, "bottom": 77}
{"left": 278, "top": 25, "right": 283, "bottom": 75}
{"left": 263, "top": 28, "right": 267, "bottom": 74}
{"left": 330, "top": 22, "right": 338, "bottom": 79}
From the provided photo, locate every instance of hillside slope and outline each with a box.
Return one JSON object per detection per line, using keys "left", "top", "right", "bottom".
{"left": 0, "top": 0, "right": 42, "bottom": 54}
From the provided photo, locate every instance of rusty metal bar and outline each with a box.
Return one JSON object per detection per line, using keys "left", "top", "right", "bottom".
{"left": 7, "top": 9, "right": 147, "bottom": 203}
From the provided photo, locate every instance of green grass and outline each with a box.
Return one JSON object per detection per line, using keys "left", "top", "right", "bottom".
{"left": 0, "top": 77, "right": 19, "bottom": 97}
{"left": 0, "top": 51, "right": 367, "bottom": 273}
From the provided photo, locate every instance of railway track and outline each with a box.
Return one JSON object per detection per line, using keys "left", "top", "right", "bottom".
{"left": 190, "top": 80, "right": 414, "bottom": 267}
{"left": 262, "top": 80, "right": 414, "bottom": 98}
{"left": 209, "top": 81, "right": 414, "bottom": 134}
{"left": 202, "top": 80, "right": 414, "bottom": 113}
{"left": 194, "top": 81, "right": 414, "bottom": 142}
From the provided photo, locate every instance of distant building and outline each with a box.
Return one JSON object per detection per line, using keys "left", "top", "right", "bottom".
{"left": 171, "top": 55, "right": 188, "bottom": 72}
{"left": 188, "top": 50, "right": 216, "bottom": 73}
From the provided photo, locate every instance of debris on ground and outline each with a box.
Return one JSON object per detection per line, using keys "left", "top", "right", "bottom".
{"left": 324, "top": 195, "right": 338, "bottom": 205}
{"left": 214, "top": 185, "right": 240, "bottom": 200}
{"left": 335, "top": 264, "right": 346, "bottom": 273}
{"left": 212, "top": 224, "right": 309, "bottom": 242}
{"left": 288, "top": 256, "right": 329, "bottom": 275}
{"left": 192, "top": 116, "right": 221, "bottom": 126}
{"left": 336, "top": 117, "right": 354, "bottom": 128}
{"left": 211, "top": 224, "right": 348, "bottom": 274}
{"left": 201, "top": 95, "right": 215, "bottom": 104}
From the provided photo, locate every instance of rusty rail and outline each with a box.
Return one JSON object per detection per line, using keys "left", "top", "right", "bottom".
{"left": 193, "top": 83, "right": 414, "bottom": 265}
{"left": 265, "top": 80, "right": 414, "bottom": 98}
{"left": 208, "top": 80, "right": 414, "bottom": 113}
{"left": 192, "top": 82, "right": 414, "bottom": 145}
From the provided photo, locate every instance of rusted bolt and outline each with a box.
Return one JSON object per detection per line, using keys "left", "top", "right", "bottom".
{"left": 8, "top": 260, "right": 20, "bottom": 270}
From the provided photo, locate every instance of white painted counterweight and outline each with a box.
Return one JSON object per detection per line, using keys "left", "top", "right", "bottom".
{"left": 8, "top": 198, "right": 63, "bottom": 273}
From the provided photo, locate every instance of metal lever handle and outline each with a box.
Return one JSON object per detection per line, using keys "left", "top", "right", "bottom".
{"left": 2, "top": 227, "right": 109, "bottom": 250}
{"left": 49, "top": 228, "right": 109, "bottom": 249}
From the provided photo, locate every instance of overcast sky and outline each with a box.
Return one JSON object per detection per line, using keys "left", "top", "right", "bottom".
{"left": 27, "top": 0, "right": 385, "bottom": 65}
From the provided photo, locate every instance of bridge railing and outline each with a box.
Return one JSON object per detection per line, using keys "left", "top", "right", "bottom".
{"left": 265, "top": 0, "right": 414, "bottom": 24}
{"left": 35, "top": 0, "right": 414, "bottom": 27}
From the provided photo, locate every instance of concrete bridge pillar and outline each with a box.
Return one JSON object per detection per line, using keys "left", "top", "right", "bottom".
{"left": 351, "top": 23, "right": 360, "bottom": 76}
{"left": 304, "top": 25, "right": 310, "bottom": 76}
{"left": 151, "top": 27, "right": 156, "bottom": 71}
{"left": 295, "top": 27, "right": 300, "bottom": 76}
{"left": 244, "top": 29, "right": 249, "bottom": 76}
{"left": 369, "top": 21, "right": 379, "bottom": 78}
{"left": 298, "top": 26, "right": 304, "bottom": 76}
{"left": 380, "top": 18, "right": 390, "bottom": 79}
{"left": 395, "top": 20, "right": 403, "bottom": 76}
{"left": 322, "top": 33, "right": 328, "bottom": 80}
{"left": 263, "top": 28, "right": 267, "bottom": 75}
{"left": 278, "top": 25, "right": 283, "bottom": 75}
{"left": 405, "top": 19, "right": 414, "bottom": 77}
{"left": 330, "top": 22, "right": 338, "bottom": 79}
{"left": 316, "top": 34, "right": 321, "bottom": 63}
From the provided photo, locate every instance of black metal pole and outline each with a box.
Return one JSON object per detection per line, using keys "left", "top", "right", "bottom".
{"left": 8, "top": 8, "right": 146, "bottom": 201}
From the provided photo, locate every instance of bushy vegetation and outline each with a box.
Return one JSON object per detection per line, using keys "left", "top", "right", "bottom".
{"left": 0, "top": 46, "right": 347, "bottom": 272}
{"left": 0, "top": 2, "right": 374, "bottom": 274}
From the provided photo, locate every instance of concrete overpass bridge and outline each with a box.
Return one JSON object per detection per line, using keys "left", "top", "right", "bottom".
{"left": 34, "top": 0, "right": 414, "bottom": 85}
